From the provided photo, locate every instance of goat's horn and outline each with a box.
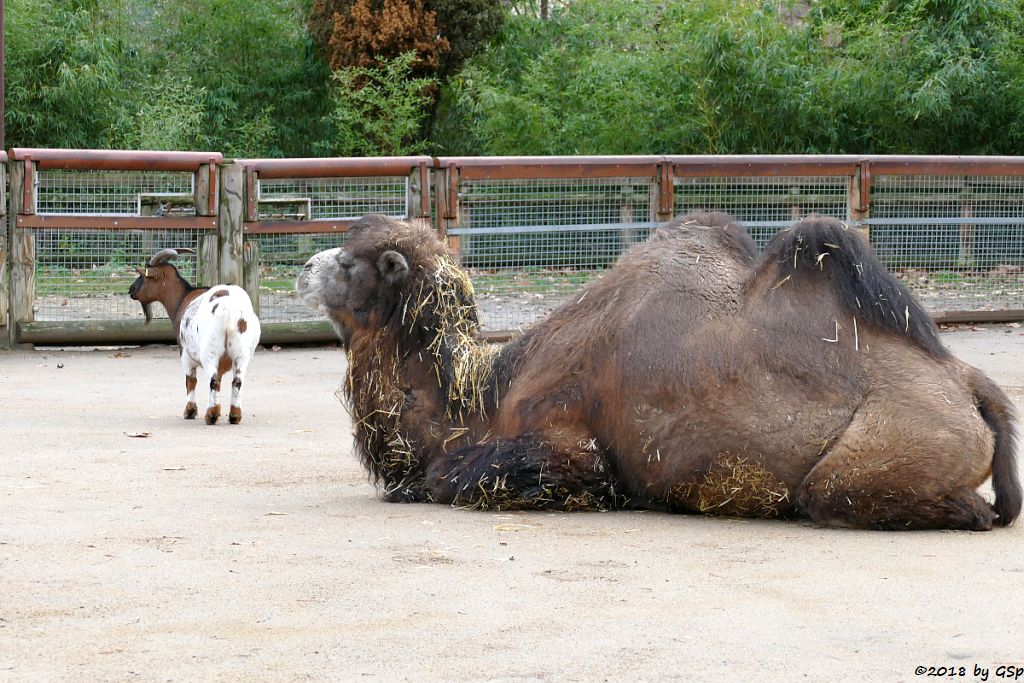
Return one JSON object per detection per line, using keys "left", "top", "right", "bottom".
{"left": 148, "top": 248, "right": 180, "bottom": 266}
{"left": 148, "top": 248, "right": 193, "bottom": 266}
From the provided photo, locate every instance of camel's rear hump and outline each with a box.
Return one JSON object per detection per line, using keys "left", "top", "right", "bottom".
{"left": 760, "top": 216, "right": 949, "bottom": 359}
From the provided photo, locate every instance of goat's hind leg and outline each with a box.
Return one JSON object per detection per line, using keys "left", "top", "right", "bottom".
{"left": 201, "top": 355, "right": 226, "bottom": 425}
{"left": 426, "top": 434, "right": 623, "bottom": 511}
{"left": 181, "top": 354, "right": 199, "bottom": 420}
{"left": 228, "top": 355, "right": 251, "bottom": 425}
{"left": 797, "top": 408, "right": 995, "bottom": 531}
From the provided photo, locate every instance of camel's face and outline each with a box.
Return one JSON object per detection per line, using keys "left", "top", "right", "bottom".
{"left": 297, "top": 245, "right": 410, "bottom": 341}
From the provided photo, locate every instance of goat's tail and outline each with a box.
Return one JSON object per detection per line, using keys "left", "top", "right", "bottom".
{"left": 967, "top": 367, "right": 1021, "bottom": 526}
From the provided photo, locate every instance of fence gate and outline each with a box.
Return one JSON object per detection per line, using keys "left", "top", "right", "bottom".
{"left": 5, "top": 149, "right": 222, "bottom": 346}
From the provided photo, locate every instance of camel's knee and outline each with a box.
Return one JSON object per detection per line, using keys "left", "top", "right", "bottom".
{"left": 427, "top": 435, "right": 620, "bottom": 511}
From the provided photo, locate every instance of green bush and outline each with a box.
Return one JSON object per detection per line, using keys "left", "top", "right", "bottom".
{"left": 319, "top": 52, "right": 438, "bottom": 156}
{"left": 432, "top": 0, "right": 1024, "bottom": 155}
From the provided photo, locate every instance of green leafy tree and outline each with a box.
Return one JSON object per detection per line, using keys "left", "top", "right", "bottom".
{"left": 433, "top": 0, "right": 1024, "bottom": 155}
{"left": 320, "top": 52, "right": 437, "bottom": 156}
{"left": 145, "top": 0, "right": 330, "bottom": 156}
{"left": 4, "top": 0, "right": 141, "bottom": 148}
{"left": 4, "top": 0, "right": 327, "bottom": 156}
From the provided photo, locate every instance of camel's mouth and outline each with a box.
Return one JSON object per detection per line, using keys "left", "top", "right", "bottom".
{"left": 296, "top": 248, "right": 345, "bottom": 312}
{"left": 295, "top": 268, "right": 320, "bottom": 310}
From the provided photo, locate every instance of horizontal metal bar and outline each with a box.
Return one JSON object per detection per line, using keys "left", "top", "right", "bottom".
{"left": 240, "top": 157, "right": 432, "bottom": 180}
{"left": 671, "top": 156, "right": 860, "bottom": 177}
{"left": 870, "top": 157, "right": 1024, "bottom": 175}
{"left": 243, "top": 220, "right": 355, "bottom": 234}
{"left": 9, "top": 148, "right": 222, "bottom": 171}
{"left": 447, "top": 221, "right": 661, "bottom": 236}
{"left": 478, "top": 330, "right": 518, "bottom": 343}
{"left": 863, "top": 217, "right": 1024, "bottom": 226}
{"left": 440, "top": 156, "right": 661, "bottom": 181}
{"left": 18, "top": 215, "right": 219, "bottom": 230}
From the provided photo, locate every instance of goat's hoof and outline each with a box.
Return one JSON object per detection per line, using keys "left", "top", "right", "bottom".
{"left": 184, "top": 403, "right": 198, "bottom": 420}
{"left": 205, "top": 406, "right": 221, "bottom": 425}
{"left": 229, "top": 406, "right": 242, "bottom": 424}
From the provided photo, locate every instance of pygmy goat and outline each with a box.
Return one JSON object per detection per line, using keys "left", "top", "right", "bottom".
{"left": 128, "top": 248, "right": 261, "bottom": 424}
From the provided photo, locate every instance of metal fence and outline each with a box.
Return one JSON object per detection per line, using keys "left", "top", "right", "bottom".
{"left": 441, "top": 157, "right": 662, "bottom": 330}
{"left": 239, "top": 157, "right": 431, "bottom": 333}
{"left": 4, "top": 151, "right": 1024, "bottom": 346}
{"left": 4, "top": 149, "right": 221, "bottom": 345}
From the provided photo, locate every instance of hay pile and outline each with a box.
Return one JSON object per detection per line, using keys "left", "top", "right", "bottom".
{"left": 697, "top": 453, "right": 791, "bottom": 517}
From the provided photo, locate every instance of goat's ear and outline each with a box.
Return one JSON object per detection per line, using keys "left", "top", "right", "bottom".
{"left": 378, "top": 250, "right": 409, "bottom": 285}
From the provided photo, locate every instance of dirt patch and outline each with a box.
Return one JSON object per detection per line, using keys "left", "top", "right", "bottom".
{"left": 1, "top": 328, "right": 1023, "bottom": 680}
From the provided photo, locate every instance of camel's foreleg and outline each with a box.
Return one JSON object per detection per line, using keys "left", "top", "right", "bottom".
{"left": 426, "top": 434, "right": 625, "bottom": 511}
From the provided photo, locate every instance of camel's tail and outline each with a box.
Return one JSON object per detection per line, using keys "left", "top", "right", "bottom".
{"left": 760, "top": 216, "right": 949, "bottom": 359}
{"left": 967, "top": 368, "right": 1021, "bottom": 526}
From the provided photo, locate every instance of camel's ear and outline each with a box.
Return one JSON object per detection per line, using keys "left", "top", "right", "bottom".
{"left": 378, "top": 250, "right": 409, "bottom": 285}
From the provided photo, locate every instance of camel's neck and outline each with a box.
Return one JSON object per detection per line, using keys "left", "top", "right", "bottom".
{"left": 344, "top": 298, "right": 510, "bottom": 501}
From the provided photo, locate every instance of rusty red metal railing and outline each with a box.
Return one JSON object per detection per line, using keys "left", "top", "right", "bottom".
{"left": 9, "top": 148, "right": 222, "bottom": 230}
{"left": 5, "top": 151, "right": 1024, "bottom": 346}
{"left": 239, "top": 156, "right": 432, "bottom": 234}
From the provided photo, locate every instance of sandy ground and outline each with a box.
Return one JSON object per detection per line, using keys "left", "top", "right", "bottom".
{"left": 2, "top": 326, "right": 1024, "bottom": 682}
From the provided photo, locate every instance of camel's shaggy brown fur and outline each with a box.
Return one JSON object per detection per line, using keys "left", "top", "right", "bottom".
{"left": 297, "top": 212, "right": 1021, "bottom": 530}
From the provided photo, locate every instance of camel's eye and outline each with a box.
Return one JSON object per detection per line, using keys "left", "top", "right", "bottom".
{"left": 336, "top": 253, "right": 355, "bottom": 275}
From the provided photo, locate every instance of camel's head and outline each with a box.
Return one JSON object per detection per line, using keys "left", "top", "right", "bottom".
{"left": 297, "top": 215, "right": 450, "bottom": 346}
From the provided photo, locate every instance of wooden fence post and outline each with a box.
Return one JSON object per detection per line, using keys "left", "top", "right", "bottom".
{"left": 218, "top": 163, "right": 244, "bottom": 285}
{"left": 656, "top": 161, "right": 675, "bottom": 223}
{"left": 408, "top": 162, "right": 432, "bottom": 231}
{"left": 198, "top": 233, "right": 219, "bottom": 287}
{"left": 436, "top": 164, "right": 462, "bottom": 257}
{"left": 242, "top": 240, "right": 261, "bottom": 317}
{"left": 7, "top": 161, "right": 36, "bottom": 347}
{"left": 1, "top": 160, "right": 8, "bottom": 348}
{"left": 851, "top": 161, "right": 871, "bottom": 244}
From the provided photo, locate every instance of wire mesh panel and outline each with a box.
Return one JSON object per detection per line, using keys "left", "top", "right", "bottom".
{"left": 247, "top": 232, "right": 347, "bottom": 323}
{"left": 31, "top": 228, "right": 207, "bottom": 321}
{"left": 257, "top": 176, "right": 408, "bottom": 220}
{"left": 674, "top": 175, "right": 851, "bottom": 249}
{"left": 36, "top": 170, "right": 195, "bottom": 215}
{"left": 456, "top": 177, "right": 656, "bottom": 331}
{"left": 869, "top": 175, "right": 1024, "bottom": 313}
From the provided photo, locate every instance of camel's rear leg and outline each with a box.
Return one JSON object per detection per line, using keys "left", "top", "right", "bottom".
{"left": 426, "top": 434, "right": 623, "bottom": 511}
{"left": 797, "top": 407, "right": 995, "bottom": 531}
